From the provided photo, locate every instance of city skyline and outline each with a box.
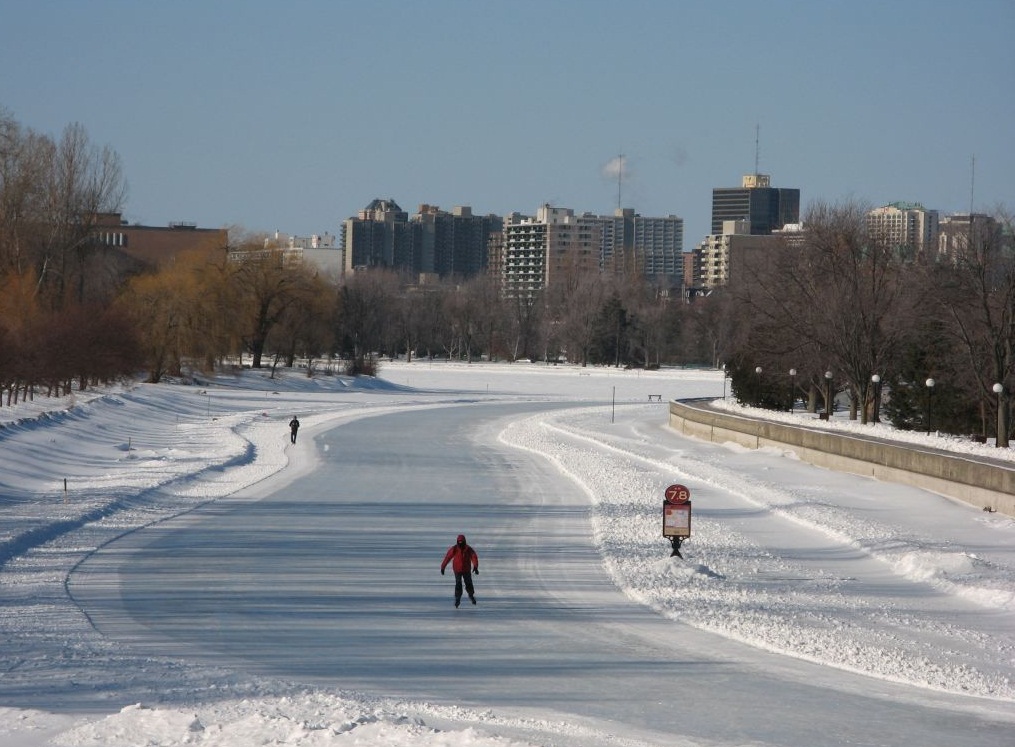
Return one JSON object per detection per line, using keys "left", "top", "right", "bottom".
{"left": 1, "top": 0, "right": 1011, "bottom": 245}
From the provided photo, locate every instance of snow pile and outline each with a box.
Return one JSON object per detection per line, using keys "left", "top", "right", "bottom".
{"left": 48, "top": 696, "right": 539, "bottom": 747}
{"left": 500, "top": 406, "right": 1015, "bottom": 699}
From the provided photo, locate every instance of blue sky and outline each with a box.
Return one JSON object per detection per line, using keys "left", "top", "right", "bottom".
{"left": 2, "top": 0, "right": 1012, "bottom": 246}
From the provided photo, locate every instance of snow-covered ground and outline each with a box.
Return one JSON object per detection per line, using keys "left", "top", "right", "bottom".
{"left": 1, "top": 361, "right": 1013, "bottom": 746}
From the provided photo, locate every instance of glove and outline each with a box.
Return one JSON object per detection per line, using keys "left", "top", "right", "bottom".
{"left": 473, "top": 568, "right": 479, "bottom": 575}
{"left": 440, "top": 568, "right": 445, "bottom": 575}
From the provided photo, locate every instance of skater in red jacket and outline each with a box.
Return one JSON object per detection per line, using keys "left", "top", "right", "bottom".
{"left": 440, "top": 534, "right": 479, "bottom": 607}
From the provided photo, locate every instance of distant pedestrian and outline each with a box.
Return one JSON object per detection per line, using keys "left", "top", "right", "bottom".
{"left": 289, "top": 416, "right": 300, "bottom": 444}
{"left": 440, "top": 534, "right": 479, "bottom": 608}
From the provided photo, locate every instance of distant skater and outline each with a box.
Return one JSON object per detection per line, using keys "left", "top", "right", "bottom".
{"left": 440, "top": 534, "right": 479, "bottom": 608}
{"left": 289, "top": 416, "right": 300, "bottom": 444}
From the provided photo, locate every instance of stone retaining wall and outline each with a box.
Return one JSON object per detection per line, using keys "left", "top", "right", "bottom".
{"left": 669, "top": 399, "right": 1015, "bottom": 517}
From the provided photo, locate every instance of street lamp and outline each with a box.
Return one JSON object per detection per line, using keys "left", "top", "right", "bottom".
{"left": 789, "top": 368, "right": 797, "bottom": 413}
{"left": 823, "top": 370, "right": 833, "bottom": 420}
{"left": 871, "top": 374, "right": 881, "bottom": 424}
{"left": 925, "top": 378, "right": 935, "bottom": 434}
{"left": 721, "top": 363, "right": 727, "bottom": 401}
{"left": 993, "top": 383, "right": 1008, "bottom": 447}
{"left": 755, "top": 366, "right": 763, "bottom": 406}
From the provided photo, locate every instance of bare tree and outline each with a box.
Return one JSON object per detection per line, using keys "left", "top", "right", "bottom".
{"left": 0, "top": 269, "right": 43, "bottom": 404}
{"left": 928, "top": 208, "right": 1015, "bottom": 440}
{"left": 504, "top": 292, "right": 544, "bottom": 362}
{"left": 465, "top": 273, "right": 506, "bottom": 361}
{"left": 119, "top": 265, "right": 191, "bottom": 382}
{"left": 335, "top": 269, "right": 401, "bottom": 374}
{"left": 0, "top": 110, "right": 50, "bottom": 277}
{"left": 266, "top": 271, "right": 336, "bottom": 373}
{"left": 728, "top": 200, "right": 912, "bottom": 421}
{"left": 408, "top": 284, "right": 451, "bottom": 360}
{"left": 550, "top": 267, "right": 607, "bottom": 366}
{"left": 627, "top": 284, "right": 674, "bottom": 368}
{"left": 228, "top": 240, "right": 322, "bottom": 368}
{"left": 46, "top": 302, "right": 141, "bottom": 391}
{"left": 37, "top": 122, "right": 127, "bottom": 305}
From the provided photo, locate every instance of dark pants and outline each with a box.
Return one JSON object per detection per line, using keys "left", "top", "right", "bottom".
{"left": 454, "top": 571, "right": 475, "bottom": 602}
{"left": 290, "top": 429, "right": 298, "bottom": 443}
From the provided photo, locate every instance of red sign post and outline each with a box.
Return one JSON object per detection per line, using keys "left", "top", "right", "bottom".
{"left": 662, "top": 484, "right": 692, "bottom": 557}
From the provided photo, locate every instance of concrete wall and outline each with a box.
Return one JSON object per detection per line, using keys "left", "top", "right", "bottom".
{"left": 669, "top": 399, "right": 1015, "bottom": 517}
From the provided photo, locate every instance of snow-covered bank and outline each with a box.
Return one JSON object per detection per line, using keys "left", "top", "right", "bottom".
{"left": 501, "top": 407, "right": 1015, "bottom": 699}
{"left": 1, "top": 362, "right": 1013, "bottom": 746}
{"left": 712, "top": 394, "right": 1015, "bottom": 463}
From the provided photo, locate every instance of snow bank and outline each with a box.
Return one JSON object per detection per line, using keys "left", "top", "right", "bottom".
{"left": 500, "top": 405, "right": 1015, "bottom": 700}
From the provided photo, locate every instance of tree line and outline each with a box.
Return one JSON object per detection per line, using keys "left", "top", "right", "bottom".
{"left": 0, "top": 108, "right": 140, "bottom": 404}
{"left": 712, "top": 200, "right": 1015, "bottom": 440}
{"left": 4, "top": 107, "right": 1012, "bottom": 443}
{"left": 115, "top": 246, "right": 694, "bottom": 381}
{"left": 0, "top": 110, "right": 705, "bottom": 407}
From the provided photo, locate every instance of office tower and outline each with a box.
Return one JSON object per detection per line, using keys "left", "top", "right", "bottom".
{"left": 711, "top": 174, "right": 800, "bottom": 236}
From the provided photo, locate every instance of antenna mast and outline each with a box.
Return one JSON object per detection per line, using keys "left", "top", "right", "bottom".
{"left": 970, "top": 154, "right": 976, "bottom": 214}
{"left": 967, "top": 154, "right": 977, "bottom": 254}
{"left": 754, "top": 123, "right": 760, "bottom": 175}
{"left": 617, "top": 152, "right": 624, "bottom": 209}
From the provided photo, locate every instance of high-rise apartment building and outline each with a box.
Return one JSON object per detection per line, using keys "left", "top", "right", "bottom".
{"left": 711, "top": 173, "right": 800, "bottom": 236}
{"left": 342, "top": 198, "right": 413, "bottom": 276}
{"left": 414, "top": 204, "right": 503, "bottom": 279}
{"left": 501, "top": 214, "right": 549, "bottom": 300}
{"left": 501, "top": 205, "right": 601, "bottom": 299}
{"left": 594, "top": 208, "right": 684, "bottom": 286}
{"left": 342, "top": 199, "right": 501, "bottom": 280}
{"left": 344, "top": 198, "right": 684, "bottom": 292}
{"left": 866, "top": 202, "right": 939, "bottom": 256}
{"left": 634, "top": 213, "right": 684, "bottom": 282}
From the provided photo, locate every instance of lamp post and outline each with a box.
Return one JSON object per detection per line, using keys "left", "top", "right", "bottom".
{"left": 925, "top": 378, "right": 935, "bottom": 434}
{"left": 755, "top": 366, "right": 763, "bottom": 405}
{"left": 789, "top": 368, "right": 797, "bottom": 413}
{"left": 993, "top": 383, "right": 1008, "bottom": 447}
{"left": 824, "top": 370, "right": 833, "bottom": 420}
{"left": 721, "top": 363, "right": 727, "bottom": 401}
{"left": 871, "top": 374, "right": 881, "bottom": 424}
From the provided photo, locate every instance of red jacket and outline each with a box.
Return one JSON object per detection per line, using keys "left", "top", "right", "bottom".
{"left": 441, "top": 535, "right": 478, "bottom": 574}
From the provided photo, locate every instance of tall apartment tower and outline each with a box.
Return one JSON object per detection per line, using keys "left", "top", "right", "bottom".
{"left": 342, "top": 198, "right": 413, "bottom": 276}
{"left": 866, "top": 202, "right": 939, "bottom": 257}
{"left": 342, "top": 199, "right": 502, "bottom": 280}
{"left": 596, "top": 208, "right": 684, "bottom": 287}
{"left": 413, "top": 204, "right": 503, "bottom": 280}
{"left": 711, "top": 174, "right": 800, "bottom": 236}
{"left": 501, "top": 205, "right": 601, "bottom": 299}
